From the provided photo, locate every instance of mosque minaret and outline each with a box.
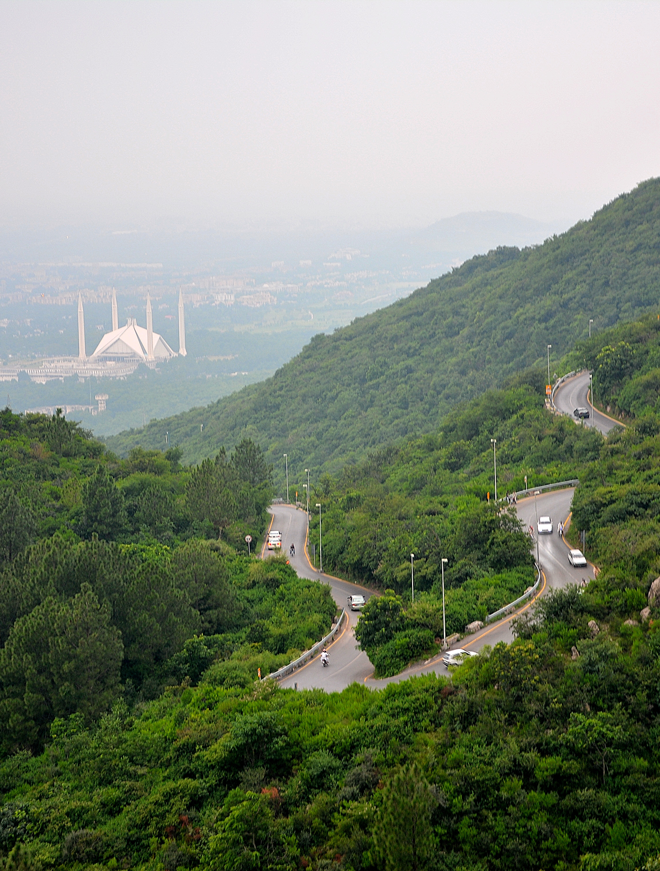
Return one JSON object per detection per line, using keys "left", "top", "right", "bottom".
{"left": 178, "top": 289, "right": 187, "bottom": 357}
{"left": 78, "top": 294, "right": 86, "bottom": 360}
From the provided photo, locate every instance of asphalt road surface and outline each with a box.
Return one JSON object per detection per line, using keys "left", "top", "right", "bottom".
{"left": 267, "top": 489, "right": 592, "bottom": 692}
{"left": 553, "top": 370, "right": 621, "bottom": 435}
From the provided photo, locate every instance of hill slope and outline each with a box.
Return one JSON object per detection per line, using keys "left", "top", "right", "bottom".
{"left": 105, "top": 178, "right": 660, "bottom": 477}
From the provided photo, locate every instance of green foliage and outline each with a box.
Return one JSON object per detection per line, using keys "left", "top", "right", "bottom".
{"left": 0, "top": 490, "right": 36, "bottom": 566}
{"left": 374, "top": 762, "right": 437, "bottom": 871}
{"left": 79, "top": 465, "right": 128, "bottom": 540}
{"left": 0, "top": 585, "right": 123, "bottom": 750}
{"left": 370, "top": 627, "right": 436, "bottom": 678}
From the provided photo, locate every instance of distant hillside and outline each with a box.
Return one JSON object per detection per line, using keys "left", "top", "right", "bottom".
{"left": 105, "top": 178, "right": 660, "bottom": 481}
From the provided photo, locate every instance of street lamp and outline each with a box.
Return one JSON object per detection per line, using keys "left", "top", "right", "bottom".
{"left": 165, "top": 431, "right": 169, "bottom": 445}
{"left": 316, "top": 503, "right": 322, "bottom": 572}
{"left": 547, "top": 344, "right": 552, "bottom": 387}
{"left": 491, "top": 438, "right": 497, "bottom": 503}
{"left": 283, "top": 454, "right": 289, "bottom": 503}
{"left": 410, "top": 553, "right": 415, "bottom": 603}
{"left": 441, "top": 558, "right": 448, "bottom": 649}
{"left": 303, "top": 483, "right": 308, "bottom": 518}
{"left": 589, "top": 319, "right": 593, "bottom": 338}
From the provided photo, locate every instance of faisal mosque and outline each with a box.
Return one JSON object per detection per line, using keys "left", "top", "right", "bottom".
{"left": 0, "top": 291, "right": 187, "bottom": 384}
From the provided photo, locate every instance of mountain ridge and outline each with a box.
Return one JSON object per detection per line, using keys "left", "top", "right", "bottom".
{"left": 104, "top": 178, "right": 660, "bottom": 478}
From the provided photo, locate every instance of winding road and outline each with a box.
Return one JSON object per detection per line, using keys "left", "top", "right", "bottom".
{"left": 266, "top": 374, "right": 602, "bottom": 691}
{"left": 553, "top": 370, "right": 621, "bottom": 435}
{"left": 266, "top": 488, "right": 592, "bottom": 691}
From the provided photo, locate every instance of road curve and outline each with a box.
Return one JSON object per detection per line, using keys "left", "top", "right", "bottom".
{"left": 267, "top": 489, "right": 591, "bottom": 691}
{"left": 553, "top": 370, "right": 622, "bottom": 436}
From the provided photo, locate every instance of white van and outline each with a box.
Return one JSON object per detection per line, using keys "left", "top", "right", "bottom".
{"left": 347, "top": 594, "right": 366, "bottom": 611}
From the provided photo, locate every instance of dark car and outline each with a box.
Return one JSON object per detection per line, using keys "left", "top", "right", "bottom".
{"left": 573, "top": 407, "right": 590, "bottom": 419}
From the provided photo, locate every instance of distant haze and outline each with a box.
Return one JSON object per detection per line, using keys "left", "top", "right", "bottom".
{"left": 1, "top": 0, "right": 659, "bottom": 231}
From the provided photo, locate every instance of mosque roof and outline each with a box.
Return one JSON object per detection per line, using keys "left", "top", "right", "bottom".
{"left": 91, "top": 318, "right": 175, "bottom": 361}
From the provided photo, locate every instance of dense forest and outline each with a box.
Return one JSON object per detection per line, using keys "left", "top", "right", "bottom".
{"left": 104, "top": 178, "right": 660, "bottom": 482}
{"left": 0, "top": 410, "right": 337, "bottom": 754}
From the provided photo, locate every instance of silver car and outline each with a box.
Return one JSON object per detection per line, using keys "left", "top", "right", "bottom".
{"left": 568, "top": 549, "right": 587, "bottom": 567}
{"left": 442, "top": 648, "right": 478, "bottom": 667}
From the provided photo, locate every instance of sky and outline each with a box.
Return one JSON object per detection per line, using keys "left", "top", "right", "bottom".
{"left": 1, "top": 0, "right": 659, "bottom": 231}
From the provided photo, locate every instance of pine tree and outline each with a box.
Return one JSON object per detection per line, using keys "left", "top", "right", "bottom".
{"left": 375, "top": 762, "right": 437, "bottom": 871}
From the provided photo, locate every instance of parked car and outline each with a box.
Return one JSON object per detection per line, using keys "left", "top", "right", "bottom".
{"left": 347, "top": 594, "right": 366, "bottom": 611}
{"left": 442, "top": 648, "right": 478, "bottom": 667}
{"left": 537, "top": 515, "right": 553, "bottom": 534}
{"left": 568, "top": 548, "right": 587, "bottom": 567}
{"left": 574, "top": 407, "right": 590, "bottom": 419}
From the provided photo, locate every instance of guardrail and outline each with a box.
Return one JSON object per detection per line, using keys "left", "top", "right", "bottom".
{"left": 550, "top": 369, "right": 579, "bottom": 409}
{"left": 263, "top": 608, "right": 347, "bottom": 682}
{"left": 511, "top": 478, "right": 579, "bottom": 500}
{"left": 486, "top": 562, "right": 542, "bottom": 623}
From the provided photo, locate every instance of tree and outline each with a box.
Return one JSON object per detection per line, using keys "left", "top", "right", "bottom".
{"left": 0, "top": 489, "right": 36, "bottom": 565}
{"left": 80, "top": 466, "right": 127, "bottom": 541}
{"left": 0, "top": 585, "right": 123, "bottom": 750}
{"left": 185, "top": 455, "right": 237, "bottom": 539}
{"left": 230, "top": 439, "right": 272, "bottom": 488}
{"left": 205, "top": 790, "right": 298, "bottom": 871}
{"left": 171, "top": 539, "right": 238, "bottom": 634}
{"left": 374, "top": 762, "right": 437, "bottom": 871}
{"left": 354, "top": 590, "right": 406, "bottom": 655}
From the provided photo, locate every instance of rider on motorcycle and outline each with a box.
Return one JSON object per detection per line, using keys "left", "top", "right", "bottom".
{"left": 290, "top": 543, "right": 295, "bottom": 556}
{"left": 320, "top": 648, "right": 329, "bottom": 666}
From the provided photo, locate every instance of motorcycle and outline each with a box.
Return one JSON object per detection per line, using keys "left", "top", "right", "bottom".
{"left": 321, "top": 653, "right": 329, "bottom": 667}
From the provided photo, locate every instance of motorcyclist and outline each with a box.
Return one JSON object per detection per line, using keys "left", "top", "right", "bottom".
{"left": 290, "top": 543, "right": 295, "bottom": 556}
{"left": 320, "top": 648, "right": 329, "bottom": 666}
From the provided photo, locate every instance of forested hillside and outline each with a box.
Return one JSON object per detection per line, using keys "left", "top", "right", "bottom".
{"left": 105, "top": 178, "right": 660, "bottom": 482}
{"left": 4, "top": 334, "right": 660, "bottom": 868}
{"left": 0, "top": 410, "right": 337, "bottom": 752}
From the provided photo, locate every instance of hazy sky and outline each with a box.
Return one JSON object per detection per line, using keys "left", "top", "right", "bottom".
{"left": 2, "top": 0, "right": 659, "bottom": 230}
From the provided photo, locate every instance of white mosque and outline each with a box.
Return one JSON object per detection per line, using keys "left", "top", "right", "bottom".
{"left": 0, "top": 290, "right": 187, "bottom": 383}
{"left": 85, "top": 289, "right": 186, "bottom": 363}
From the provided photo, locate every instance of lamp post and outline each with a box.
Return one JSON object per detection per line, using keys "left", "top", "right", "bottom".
{"left": 491, "top": 438, "right": 497, "bottom": 503}
{"left": 441, "top": 558, "right": 448, "bottom": 649}
{"left": 410, "top": 553, "right": 415, "bottom": 603}
{"left": 305, "top": 468, "right": 310, "bottom": 517}
{"left": 165, "top": 431, "right": 169, "bottom": 445}
{"left": 589, "top": 319, "right": 593, "bottom": 339}
{"left": 303, "top": 483, "right": 308, "bottom": 518}
{"left": 283, "top": 454, "right": 289, "bottom": 503}
{"left": 547, "top": 344, "right": 552, "bottom": 387}
{"left": 316, "top": 503, "right": 322, "bottom": 572}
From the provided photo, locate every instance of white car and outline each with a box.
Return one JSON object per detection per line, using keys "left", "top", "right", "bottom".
{"left": 442, "top": 648, "right": 478, "bottom": 667}
{"left": 267, "top": 531, "right": 282, "bottom": 550}
{"left": 568, "top": 549, "right": 587, "bottom": 567}
{"left": 347, "top": 594, "right": 366, "bottom": 611}
{"left": 537, "top": 515, "right": 553, "bottom": 535}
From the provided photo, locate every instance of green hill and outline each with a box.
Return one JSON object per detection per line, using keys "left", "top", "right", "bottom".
{"left": 105, "top": 178, "right": 660, "bottom": 481}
